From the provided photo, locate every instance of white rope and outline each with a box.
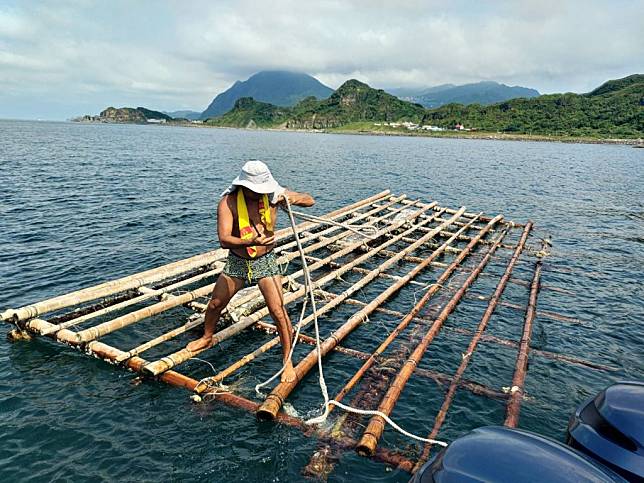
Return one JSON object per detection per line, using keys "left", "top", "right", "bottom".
{"left": 268, "top": 196, "right": 448, "bottom": 449}
{"left": 288, "top": 209, "right": 378, "bottom": 240}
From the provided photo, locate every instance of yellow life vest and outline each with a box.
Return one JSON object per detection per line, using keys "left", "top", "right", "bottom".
{"left": 237, "top": 189, "right": 272, "bottom": 258}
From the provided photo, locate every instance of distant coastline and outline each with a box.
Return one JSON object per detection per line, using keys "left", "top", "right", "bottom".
{"left": 66, "top": 117, "right": 642, "bottom": 145}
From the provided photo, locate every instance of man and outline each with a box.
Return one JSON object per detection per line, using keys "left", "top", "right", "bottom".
{"left": 186, "top": 160, "right": 315, "bottom": 384}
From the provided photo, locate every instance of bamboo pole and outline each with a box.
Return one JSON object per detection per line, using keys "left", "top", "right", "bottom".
{"left": 20, "top": 315, "right": 416, "bottom": 470}
{"left": 1, "top": 191, "right": 391, "bottom": 325}
{"left": 356, "top": 219, "right": 507, "bottom": 456}
{"left": 142, "top": 204, "right": 441, "bottom": 376}
{"left": 196, "top": 209, "right": 466, "bottom": 388}
{"left": 39, "top": 263, "right": 225, "bottom": 336}
{"left": 256, "top": 211, "right": 496, "bottom": 421}
{"left": 273, "top": 190, "right": 391, "bottom": 240}
{"left": 504, "top": 240, "right": 547, "bottom": 428}
{"left": 275, "top": 195, "right": 407, "bottom": 255}
{"left": 414, "top": 223, "right": 533, "bottom": 469}
{"left": 57, "top": 283, "right": 217, "bottom": 344}
{"left": 329, "top": 214, "right": 487, "bottom": 412}
{"left": 1, "top": 249, "right": 227, "bottom": 324}
{"left": 94, "top": 200, "right": 430, "bottom": 362}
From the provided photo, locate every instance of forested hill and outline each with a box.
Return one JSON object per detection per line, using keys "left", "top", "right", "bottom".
{"left": 206, "top": 74, "right": 644, "bottom": 138}
{"left": 423, "top": 74, "right": 644, "bottom": 137}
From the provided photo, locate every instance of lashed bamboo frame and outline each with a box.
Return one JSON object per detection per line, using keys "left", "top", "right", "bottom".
{"left": 2, "top": 191, "right": 599, "bottom": 479}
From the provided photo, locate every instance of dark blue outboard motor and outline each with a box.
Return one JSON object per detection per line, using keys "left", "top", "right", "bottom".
{"left": 567, "top": 381, "right": 644, "bottom": 481}
{"left": 411, "top": 426, "right": 626, "bottom": 482}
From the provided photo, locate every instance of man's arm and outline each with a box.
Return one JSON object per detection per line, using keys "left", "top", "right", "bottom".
{"left": 279, "top": 189, "right": 315, "bottom": 207}
{"left": 217, "top": 196, "right": 274, "bottom": 248}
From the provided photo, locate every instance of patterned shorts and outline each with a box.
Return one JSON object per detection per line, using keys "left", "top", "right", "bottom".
{"left": 223, "top": 250, "right": 281, "bottom": 285}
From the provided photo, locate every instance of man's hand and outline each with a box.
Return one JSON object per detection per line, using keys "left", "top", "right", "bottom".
{"left": 253, "top": 233, "right": 275, "bottom": 246}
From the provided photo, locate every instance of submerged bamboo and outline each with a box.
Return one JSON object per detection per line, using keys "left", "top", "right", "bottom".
{"left": 414, "top": 223, "right": 533, "bottom": 469}
{"left": 256, "top": 210, "right": 491, "bottom": 421}
{"left": 356, "top": 218, "right": 507, "bottom": 456}
{"left": 142, "top": 204, "right": 440, "bottom": 376}
{"left": 329, "top": 214, "right": 484, "bottom": 411}
{"left": 504, "top": 240, "right": 547, "bottom": 427}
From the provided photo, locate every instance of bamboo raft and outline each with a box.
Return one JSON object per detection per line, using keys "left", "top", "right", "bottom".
{"left": 2, "top": 190, "right": 615, "bottom": 478}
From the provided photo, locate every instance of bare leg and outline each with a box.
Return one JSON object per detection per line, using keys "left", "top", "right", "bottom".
{"left": 186, "top": 273, "right": 244, "bottom": 352}
{"left": 258, "top": 275, "right": 296, "bottom": 383}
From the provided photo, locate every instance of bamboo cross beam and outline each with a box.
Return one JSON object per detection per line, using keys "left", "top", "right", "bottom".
{"left": 327, "top": 297, "right": 615, "bottom": 373}
{"left": 327, "top": 214, "right": 485, "bottom": 413}
{"left": 255, "top": 210, "right": 497, "bottom": 421}
{"left": 504, "top": 240, "right": 548, "bottom": 428}
{"left": 356, "top": 220, "right": 508, "bottom": 456}
{"left": 252, "top": 321, "right": 508, "bottom": 400}
{"left": 196, "top": 209, "right": 468, "bottom": 388}
{"left": 142, "top": 204, "right": 442, "bottom": 377}
{"left": 414, "top": 223, "right": 533, "bottom": 470}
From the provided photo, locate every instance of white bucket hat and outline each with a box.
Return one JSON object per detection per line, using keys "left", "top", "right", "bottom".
{"left": 221, "top": 160, "right": 285, "bottom": 201}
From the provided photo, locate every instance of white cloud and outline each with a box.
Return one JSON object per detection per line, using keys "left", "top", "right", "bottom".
{"left": 0, "top": 0, "right": 642, "bottom": 119}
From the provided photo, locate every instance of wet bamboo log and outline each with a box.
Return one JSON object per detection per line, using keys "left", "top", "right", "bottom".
{"left": 0, "top": 248, "right": 228, "bottom": 324}
{"left": 1, "top": 191, "right": 391, "bottom": 325}
{"left": 142, "top": 205, "right": 441, "bottom": 376}
{"left": 414, "top": 223, "right": 533, "bottom": 469}
{"left": 356, "top": 221, "right": 508, "bottom": 456}
{"left": 256, "top": 213, "right": 501, "bottom": 421}
{"left": 21, "top": 315, "right": 417, "bottom": 470}
{"left": 62, "top": 199, "right": 430, "bottom": 346}
{"left": 329, "top": 214, "right": 486, "bottom": 411}
{"left": 57, "top": 283, "right": 217, "bottom": 344}
{"left": 200, "top": 209, "right": 467, "bottom": 388}
{"left": 504, "top": 241, "right": 547, "bottom": 428}
{"left": 38, "top": 263, "right": 225, "bottom": 336}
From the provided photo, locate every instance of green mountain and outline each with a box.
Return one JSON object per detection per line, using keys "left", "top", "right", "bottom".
{"left": 206, "top": 97, "right": 291, "bottom": 128}
{"left": 286, "top": 80, "right": 426, "bottom": 129}
{"left": 205, "top": 74, "right": 643, "bottom": 138}
{"left": 424, "top": 75, "right": 644, "bottom": 137}
{"left": 201, "top": 71, "right": 333, "bottom": 119}
{"left": 206, "top": 79, "right": 426, "bottom": 129}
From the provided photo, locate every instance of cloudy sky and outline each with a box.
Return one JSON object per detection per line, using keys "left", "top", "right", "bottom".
{"left": 1, "top": 0, "right": 642, "bottom": 120}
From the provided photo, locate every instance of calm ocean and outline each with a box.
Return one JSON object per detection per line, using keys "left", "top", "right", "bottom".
{"left": 0, "top": 120, "right": 642, "bottom": 482}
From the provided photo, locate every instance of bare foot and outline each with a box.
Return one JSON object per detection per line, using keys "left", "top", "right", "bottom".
{"left": 281, "top": 360, "right": 297, "bottom": 384}
{"left": 186, "top": 336, "right": 213, "bottom": 352}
